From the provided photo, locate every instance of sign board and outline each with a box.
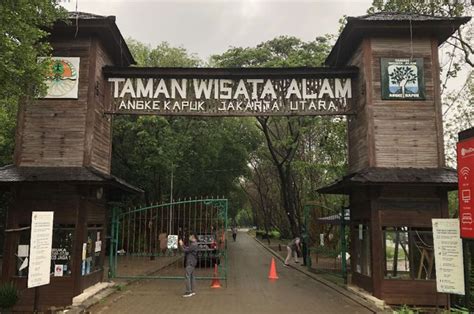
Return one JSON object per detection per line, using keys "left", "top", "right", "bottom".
{"left": 54, "top": 264, "right": 64, "bottom": 277}
{"left": 167, "top": 235, "right": 178, "bottom": 249}
{"left": 432, "top": 219, "right": 465, "bottom": 295}
{"left": 458, "top": 137, "right": 474, "bottom": 238}
{"left": 40, "top": 57, "right": 80, "bottom": 99}
{"left": 381, "top": 58, "right": 425, "bottom": 100}
{"left": 104, "top": 67, "right": 356, "bottom": 116}
{"left": 28, "top": 211, "right": 54, "bottom": 288}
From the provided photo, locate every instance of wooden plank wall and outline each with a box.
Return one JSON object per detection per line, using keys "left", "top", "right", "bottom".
{"left": 347, "top": 42, "right": 370, "bottom": 172}
{"left": 90, "top": 41, "right": 113, "bottom": 174}
{"left": 14, "top": 36, "right": 115, "bottom": 175}
{"left": 370, "top": 37, "right": 443, "bottom": 168}
{"left": 15, "top": 38, "right": 92, "bottom": 167}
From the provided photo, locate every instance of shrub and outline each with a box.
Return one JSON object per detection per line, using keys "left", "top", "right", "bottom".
{"left": 0, "top": 282, "right": 19, "bottom": 310}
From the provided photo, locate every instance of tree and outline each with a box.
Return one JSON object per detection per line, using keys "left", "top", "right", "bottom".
{"left": 112, "top": 40, "right": 260, "bottom": 207}
{"left": 0, "top": 1, "right": 66, "bottom": 166}
{"left": 212, "top": 36, "right": 347, "bottom": 238}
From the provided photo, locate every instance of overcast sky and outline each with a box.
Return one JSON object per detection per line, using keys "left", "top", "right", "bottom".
{"left": 61, "top": 0, "right": 373, "bottom": 60}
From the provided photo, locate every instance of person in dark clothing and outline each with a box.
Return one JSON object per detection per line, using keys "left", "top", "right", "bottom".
{"left": 232, "top": 226, "right": 237, "bottom": 242}
{"left": 179, "top": 234, "right": 198, "bottom": 297}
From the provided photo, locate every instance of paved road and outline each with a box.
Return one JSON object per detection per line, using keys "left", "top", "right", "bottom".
{"left": 90, "top": 233, "right": 371, "bottom": 314}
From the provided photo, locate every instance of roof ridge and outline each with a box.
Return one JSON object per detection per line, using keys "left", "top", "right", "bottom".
{"left": 67, "top": 11, "right": 110, "bottom": 19}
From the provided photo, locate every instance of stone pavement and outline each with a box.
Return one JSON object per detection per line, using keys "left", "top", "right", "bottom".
{"left": 89, "top": 232, "right": 373, "bottom": 314}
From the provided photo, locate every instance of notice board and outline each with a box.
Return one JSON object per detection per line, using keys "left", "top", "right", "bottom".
{"left": 432, "top": 218, "right": 465, "bottom": 295}
{"left": 28, "top": 211, "right": 54, "bottom": 288}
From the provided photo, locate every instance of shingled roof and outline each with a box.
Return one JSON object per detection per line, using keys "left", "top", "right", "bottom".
{"left": 354, "top": 11, "right": 468, "bottom": 21}
{"left": 0, "top": 165, "right": 143, "bottom": 194}
{"left": 325, "top": 12, "right": 471, "bottom": 66}
{"left": 318, "top": 167, "right": 458, "bottom": 194}
{"left": 49, "top": 11, "right": 135, "bottom": 66}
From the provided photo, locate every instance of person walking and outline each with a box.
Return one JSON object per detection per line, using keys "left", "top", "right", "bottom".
{"left": 232, "top": 226, "right": 238, "bottom": 242}
{"left": 284, "top": 237, "right": 301, "bottom": 266}
{"left": 179, "top": 234, "right": 198, "bottom": 297}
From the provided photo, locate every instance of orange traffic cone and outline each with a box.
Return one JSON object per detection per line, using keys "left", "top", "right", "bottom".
{"left": 210, "top": 263, "right": 222, "bottom": 288}
{"left": 268, "top": 257, "right": 279, "bottom": 280}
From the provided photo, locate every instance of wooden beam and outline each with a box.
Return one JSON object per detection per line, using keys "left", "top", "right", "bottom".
{"left": 430, "top": 38, "right": 446, "bottom": 167}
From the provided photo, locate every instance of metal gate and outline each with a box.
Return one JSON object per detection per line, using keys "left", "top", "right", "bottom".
{"left": 109, "top": 198, "right": 228, "bottom": 281}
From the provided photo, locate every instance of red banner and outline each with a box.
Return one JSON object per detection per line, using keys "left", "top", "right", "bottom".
{"left": 458, "top": 137, "right": 474, "bottom": 239}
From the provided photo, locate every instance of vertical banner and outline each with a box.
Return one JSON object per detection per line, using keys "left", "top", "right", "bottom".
{"left": 432, "top": 219, "right": 465, "bottom": 295}
{"left": 457, "top": 137, "right": 474, "bottom": 238}
{"left": 28, "top": 211, "right": 54, "bottom": 288}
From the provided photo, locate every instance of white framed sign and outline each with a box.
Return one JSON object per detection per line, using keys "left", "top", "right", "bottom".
{"left": 41, "top": 57, "right": 80, "bottom": 99}
{"left": 432, "top": 218, "right": 465, "bottom": 295}
{"left": 167, "top": 235, "right": 178, "bottom": 249}
{"left": 28, "top": 211, "right": 54, "bottom": 288}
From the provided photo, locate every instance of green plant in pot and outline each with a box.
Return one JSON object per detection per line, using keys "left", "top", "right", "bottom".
{"left": 0, "top": 282, "right": 19, "bottom": 312}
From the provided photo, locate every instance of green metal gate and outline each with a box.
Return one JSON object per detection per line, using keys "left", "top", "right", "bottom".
{"left": 303, "top": 204, "right": 348, "bottom": 283}
{"left": 109, "top": 198, "right": 228, "bottom": 281}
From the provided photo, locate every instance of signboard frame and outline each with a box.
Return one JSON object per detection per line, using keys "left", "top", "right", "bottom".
{"left": 102, "top": 66, "right": 358, "bottom": 117}
{"left": 458, "top": 134, "right": 474, "bottom": 239}
{"left": 28, "top": 211, "right": 54, "bottom": 289}
{"left": 40, "top": 57, "right": 80, "bottom": 99}
{"left": 432, "top": 218, "right": 465, "bottom": 295}
{"left": 381, "top": 58, "right": 425, "bottom": 100}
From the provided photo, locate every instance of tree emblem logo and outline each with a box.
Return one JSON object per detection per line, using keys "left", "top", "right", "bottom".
{"left": 381, "top": 58, "right": 424, "bottom": 100}
{"left": 388, "top": 64, "right": 418, "bottom": 97}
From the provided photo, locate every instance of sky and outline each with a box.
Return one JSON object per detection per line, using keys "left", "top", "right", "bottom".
{"left": 60, "top": 0, "right": 373, "bottom": 61}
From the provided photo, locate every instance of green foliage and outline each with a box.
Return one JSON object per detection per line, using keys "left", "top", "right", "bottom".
{"left": 210, "top": 35, "right": 331, "bottom": 68}
{"left": 0, "top": 1, "right": 66, "bottom": 167}
{"left": 0, "top": 101, "right": 17, "bottom": 167}
{"left": 235, "top": 207, "right": 253, "bottom": 227}
{"left": 126, "top": 39, "right": 202, "bottom": 67}
{"left": 0, "top": 282, "right": 19, "bottom": 310}
{"left": 112, "top": 116, "right": 260, "bottom": 203}
{"left": 213, "top": 35, "right": 347, "bottom": 238}
{"left": 256, "top": 229, "right": 280, "bottom": 239}
{"left": 113, "top": 40, "right": 260, "bottom": 206}
{"left": 0, "top": 0, "right": 66, "bottom": 100}
{"left": 394, "top": 304, "right": 418, "bottom": 314}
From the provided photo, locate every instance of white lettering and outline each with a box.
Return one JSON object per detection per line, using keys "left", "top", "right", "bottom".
{"left": 136, "top": 79, "right": 153, "bottom": 98}
{"left": 261, "top": 80, "right": 277, "bottom": 99}
{"left": 318, "top": 79, "right": 334, "bottom": 98}
{"left": 109, "top": 78, "right": 125, "bottom": 98}
{"left": 302, "top": 79, "right": 317, "bottom": 99}
{"left": 120, "top": 79, "right": 136, "bottom": 98}
{"left": 194, "top": 79, "right": 213, "bottom": 99}
{"left": 171, "top": 79, "right": 187, "bottom": 98}
{"left": 335, "top": 78, "right": 351, "bottom": 98}
{"left": 247, "top": 79, "right": 264, "bottom": 99}
{"left": 219, "top": 80, "right": 232, "bottom": 99}
{"left": 153, "top": 79, "right": 170, "bottom": 98}
{"left": 286, "top": 79, "right": 301, "bottom": 98}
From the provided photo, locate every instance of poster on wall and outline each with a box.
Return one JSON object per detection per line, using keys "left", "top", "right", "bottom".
{"left": 381, "top": 58, "right": 425, "bottom": 100}
{"left": 40, "top": 57, "right": 80, "bottom": 99}
{"left": 458, "top": 137, "right": 474, "bottom": 238}
{"left": 432, "top": 219, "right": 465, "bottom": 295}
{"left": 28, "top": 211, "right": 54, "bottom": 288}
{"left": 167, "top": 235, "right": 178, "bottom": 249}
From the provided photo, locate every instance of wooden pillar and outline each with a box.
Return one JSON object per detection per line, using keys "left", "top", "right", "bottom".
{"left": 73, "top": 192, "right": 88, "bottom": 296}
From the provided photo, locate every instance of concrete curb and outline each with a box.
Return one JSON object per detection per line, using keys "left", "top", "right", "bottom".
{"left": 63, "top": 256, "right": 181, "bottom": 313}
{"left": 252, "top": 235, "right": 390, "bottom": 314}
